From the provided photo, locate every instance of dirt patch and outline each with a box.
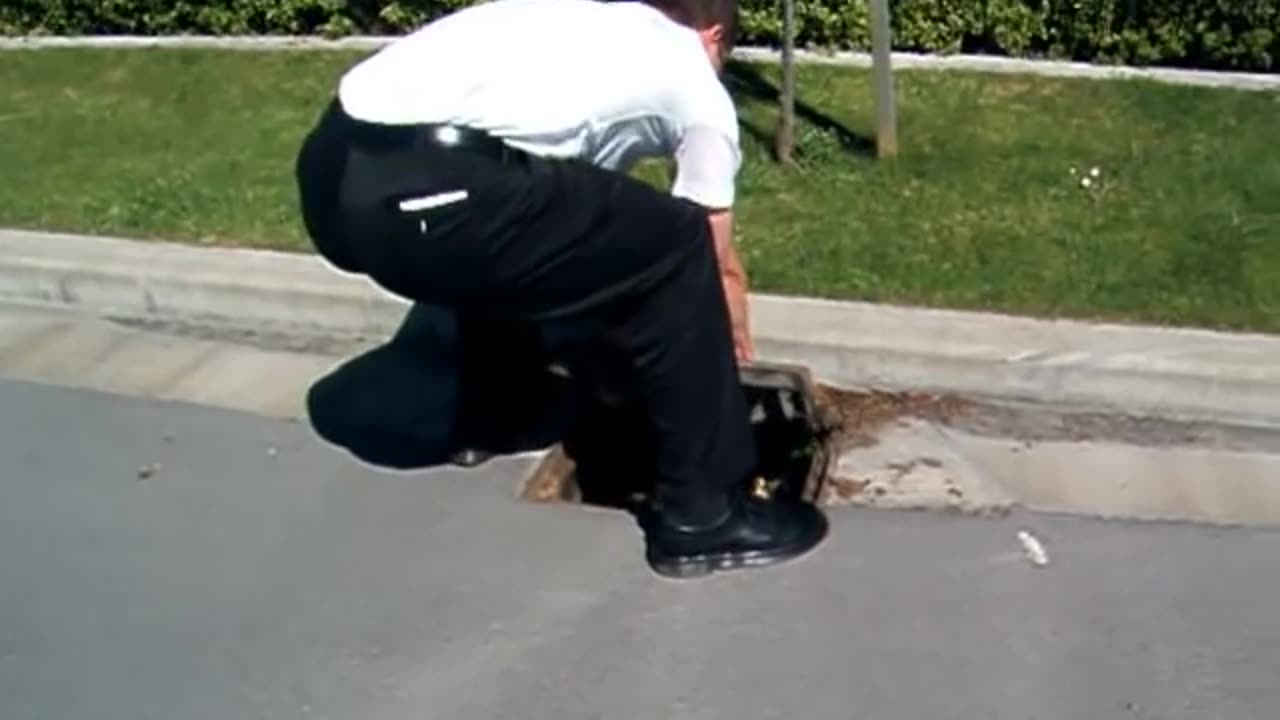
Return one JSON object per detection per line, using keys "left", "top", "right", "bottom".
{"left": 828, "top": 476, "right": 871, "bottom": 502}
{"left": 812, "top": 385, "right": 971, "bottom": 449}
{"left": 522, "top": 449, "right": 579, "bottom": 504}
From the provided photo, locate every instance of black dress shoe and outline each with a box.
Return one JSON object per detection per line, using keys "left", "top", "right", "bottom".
{"left": 643, "top": 490, "right": 829, "bottom": 579}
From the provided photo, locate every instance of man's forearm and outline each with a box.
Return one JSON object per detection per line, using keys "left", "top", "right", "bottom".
{"left": 708, "top": 211, "right": 745, "bottom": 295}
{"left": 708, "top": 209, "right": 753, "bottom": 361}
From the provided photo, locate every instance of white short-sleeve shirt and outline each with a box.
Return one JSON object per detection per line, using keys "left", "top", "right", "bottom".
{"left": 338, "top": 0, "right": 742, "bottom": 209}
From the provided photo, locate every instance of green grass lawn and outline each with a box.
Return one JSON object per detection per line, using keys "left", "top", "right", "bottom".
{"left": 1, "top": 48, "right": 1277, "bottom": 332}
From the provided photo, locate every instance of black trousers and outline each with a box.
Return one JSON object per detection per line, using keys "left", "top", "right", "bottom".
{"left": 294, "top": 98, "right": 758, "bottom": 515}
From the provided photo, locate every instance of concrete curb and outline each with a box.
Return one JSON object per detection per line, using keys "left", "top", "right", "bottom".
{"left": 4, "top": 228, "right": 1280, "bottom": 429}
{"left": 750, "top": 296, "right": 1280, "bottom": 429}
{"left": 1, "top": 35, "right": 1275, "bottom": 91}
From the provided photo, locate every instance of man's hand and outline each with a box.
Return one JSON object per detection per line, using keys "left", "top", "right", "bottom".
{"left": 707, "top": 210, "right": 753, "bottom": 363}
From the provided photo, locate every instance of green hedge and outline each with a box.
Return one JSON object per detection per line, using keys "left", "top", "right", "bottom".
{"left": 1, "top": 0, "right": 1276, "bottom": 71}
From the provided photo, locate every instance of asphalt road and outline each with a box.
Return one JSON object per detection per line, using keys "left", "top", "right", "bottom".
{"left": 2, "top": 377, "right": 1279, "bottom": 720}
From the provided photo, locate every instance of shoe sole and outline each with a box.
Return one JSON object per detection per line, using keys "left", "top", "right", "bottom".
{"left": 645, "top": 506, "right": 831, "bottom": 580}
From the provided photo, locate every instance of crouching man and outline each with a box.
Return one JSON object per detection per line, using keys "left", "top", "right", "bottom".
{"left": 294, "top": 0, "right": 827, "bottom": 578}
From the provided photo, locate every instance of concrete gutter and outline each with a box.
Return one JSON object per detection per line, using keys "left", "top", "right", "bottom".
{"left": 3, "top": 228, "right": 1278, "bottom": 431}
{"left": 1, "top": 35, "right": 1275, "bottom": 92}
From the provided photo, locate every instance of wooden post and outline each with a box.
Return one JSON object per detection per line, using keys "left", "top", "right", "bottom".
{"left": 869, "top": 0, "right": 898, "bottom": 158}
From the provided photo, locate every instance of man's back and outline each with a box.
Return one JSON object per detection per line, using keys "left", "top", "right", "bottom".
{"left": 337, "top": 0, "right": 738, "bottom": 172}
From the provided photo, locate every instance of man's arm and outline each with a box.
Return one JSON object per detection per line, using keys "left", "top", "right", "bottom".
{"left": 707, "top": 209, "right": 753, "bottom": 363}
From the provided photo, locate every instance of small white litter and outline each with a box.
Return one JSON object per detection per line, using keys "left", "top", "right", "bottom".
{"left": 1017, "top": 529, "right": 1050, "bottom": 567}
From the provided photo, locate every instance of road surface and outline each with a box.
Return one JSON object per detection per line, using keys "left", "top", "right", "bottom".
{"left": 2, "top": 377, "right": 1278, "bottom": 719}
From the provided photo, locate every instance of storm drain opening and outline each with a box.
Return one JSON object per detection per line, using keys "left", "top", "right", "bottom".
{"left": 519, "top": 361, "right": 977, "bottom": 511}
{"left": 520, "top": 362, "right": 843, "bottom": 511}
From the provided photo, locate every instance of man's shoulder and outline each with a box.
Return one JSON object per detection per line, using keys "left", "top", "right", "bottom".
{"left": 669, "top": 69, "right": 739, "bottom": 143}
